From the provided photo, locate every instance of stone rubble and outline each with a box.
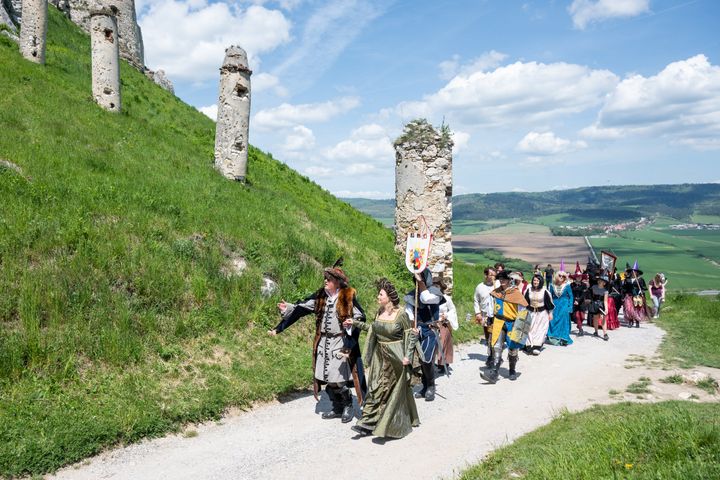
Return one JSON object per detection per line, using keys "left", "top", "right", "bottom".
{"left": 150, "top": 69, "right": 174, "bottom": 94}
{"left": 261, "top": 277, "right": 278, "bottom": 297}
{"left": 1, "top": 0, "right": 17, "bottom": 31}
{"left": 394, "top": 119, "right": 454, "bottom": 292}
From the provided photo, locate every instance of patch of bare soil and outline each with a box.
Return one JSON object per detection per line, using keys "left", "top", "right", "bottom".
{"left": 455, "top": 233, "right": 591, "bottom": 266}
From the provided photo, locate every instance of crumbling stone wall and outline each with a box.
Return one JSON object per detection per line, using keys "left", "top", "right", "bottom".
{"left": 3, "top": 0, "right": 21, "bottom": 23}
{"left": 1, "top": 1, "right": 18, "bottom": 29}
{"left": 18, "top": 0, "right": 47, "bottom": 63}
{"left": 214, "top": 45, "right": 252, "bottom": 182}
{"left": 394, "top": 119, "right": 454, "bottom": 292}
{"left": 90, "top": 2, "right": 120, "bottom": 112}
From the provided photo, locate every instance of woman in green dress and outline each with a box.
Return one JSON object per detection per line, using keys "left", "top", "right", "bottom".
{"left": 343, "top": 278, "right": 420, "bottom": 438}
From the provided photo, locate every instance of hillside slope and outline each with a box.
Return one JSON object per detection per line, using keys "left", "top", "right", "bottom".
{"left": 0, "top": 9, "right": 421, "bottom": 476}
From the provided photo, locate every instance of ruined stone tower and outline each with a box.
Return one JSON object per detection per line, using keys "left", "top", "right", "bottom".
{"left": 112, "top": 0, "right": 143, "bottom": 68}
{"left": 90, "top": 2, "right": 120, "bottom": 112}
{"left": 394, "top": 119, "right": 454, "bottom": 292}
{"left": 18, "top": 0, "right": 47, "bottom": 63}
{"left": 214, "top": 46, "right": 252, "bottom": 182}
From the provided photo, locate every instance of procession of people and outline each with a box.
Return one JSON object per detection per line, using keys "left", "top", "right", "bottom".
{"left": 268, "top": 254, "right": 666, "bottom": 440}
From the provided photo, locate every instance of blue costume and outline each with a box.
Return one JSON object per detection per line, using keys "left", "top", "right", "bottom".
{"left": 547, "top": 282, "right": 574, "bottom": 346}
{"left": 404, "top": 268, "right": 445, "bottom": 401}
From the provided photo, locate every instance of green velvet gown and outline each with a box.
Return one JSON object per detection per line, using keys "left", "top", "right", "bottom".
{"left": 353, "top": 310, "right": 420, "bottom": 438}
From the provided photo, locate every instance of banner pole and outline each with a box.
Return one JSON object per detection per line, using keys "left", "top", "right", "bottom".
{"left": 414, "top": 282, "right": 418, "bottom": 329}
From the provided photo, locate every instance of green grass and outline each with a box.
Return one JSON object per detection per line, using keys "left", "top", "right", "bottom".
{"left": 660, "top": 374, "right": 684, "bottom": 384}
{"left": 626, "top": 377, "right": 652, "bottom": 394}
{"left": 453, "top": 219, "right": 512, "bottom": 234}
{"left": 695, "top": 377, "right": 718, "bottom": 395}
{"left": 453, "top": 249, "right": 533, "bottom": 276}
{"left": 0, "top": 9, "right": 440, "bottom": 476}
{"left": 691, "top": 214, "right": 720, "bottom": 224}
{"left": 655, "top": 295, "right": 720, "bottom": 368}
{"left": 459, "top": 402, "right": 720, "bottom": 480}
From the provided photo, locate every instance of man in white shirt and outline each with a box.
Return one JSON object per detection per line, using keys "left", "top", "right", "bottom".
{"left": 474, "top": 267, "right": 497, "bottom": 367}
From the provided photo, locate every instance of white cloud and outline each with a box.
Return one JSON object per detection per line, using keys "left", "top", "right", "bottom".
{"left": 253, "top": 72, "right": 289, "bottom": 97}
{"left": 396, "top": 60, "right": 619, "bottom": 127}
{"left": 451, "top": 131, "right": 470, "bottom": 155}
{"left": 568, "top": 0, "right": 650, "bottom": 29}
{"left": 139, "top": 1, "right": 291, "bottom": 82}
{"left": 323, "top": 123, "right": 394, "bottom": 162}
{"left": 304, "top": 166, "right": 334, "bottom": 177}
{"left": 578, "top": 124, "right": 624, "bottom": 139}
{"left": 198, "top": 104, "right": 218, "bottom": 120}
{"left": 253, "top": 97, "right": 360, "bottom": 130}
{"left": 346, "top": 163, "right": 377, "bottom": 175}
{"left": 283, "top": 125, "right": 316, "bottom": 151}
{"left": 587, "top": 55, "right": 720, "bottom": 150}
{"left": 245, "top": 0, "right": 305, "bottom": 11}
{"left": 438, "top": 51, "right": 508, "bottom": 80}
{"left": 333, "top": 190, "right": 392, "bottom": 199}
{"left": 516, "top": 131, "right": 587, "bottom": 155}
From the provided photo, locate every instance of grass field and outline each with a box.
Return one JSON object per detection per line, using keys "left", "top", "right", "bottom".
{"left": 589, "top": 227, "right": 720, "bottom": 291}
{"left": 459, "top": 401, "right": 720, "bottom": 480}
{"left": 691, "top": 214, "right": 720, "bottom": 224}
{"left": 655, "top": 294, "right": 720, "bottom": 368}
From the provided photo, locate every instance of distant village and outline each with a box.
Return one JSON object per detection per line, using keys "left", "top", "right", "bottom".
{"left": 552, "top": 217, "right": 720, "bottom": 237}
{"left": 552, "top": 217, "right": 653, "bottom": 237}
{"left": 669, "top": 223, "right": 720, "bottom": 231}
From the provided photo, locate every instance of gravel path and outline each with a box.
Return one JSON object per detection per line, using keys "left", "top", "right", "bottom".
{"left": 50, "top": 324, "right": 664, "bottom": 480}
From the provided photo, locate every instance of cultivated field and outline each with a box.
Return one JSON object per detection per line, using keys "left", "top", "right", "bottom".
{"left": 454, "top": 223, "right": 591, "bottom": 268}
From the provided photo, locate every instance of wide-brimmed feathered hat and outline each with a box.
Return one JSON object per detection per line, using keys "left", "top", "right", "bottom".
{"left": 323, "top": 257, "right": 349, "bottom": 287}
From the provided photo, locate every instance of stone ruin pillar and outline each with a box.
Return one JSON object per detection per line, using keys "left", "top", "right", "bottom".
{"left": 394, "top": 119, "right": 454, "bottom": 293}
{"left": 90, "top": 2, "right": 121, "bottom": 112}
{"left": 18, "top": 0, "right": 47, "bottom": 63}
{"left": 214, "top": 45, "right": 252, "bottom": 182}
{"left": 114, "top": 0, "right": 143, "bottom": 68}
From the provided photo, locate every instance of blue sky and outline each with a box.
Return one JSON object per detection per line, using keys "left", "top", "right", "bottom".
{"left": 136, "top": 0, "right": 720, "bottom": 198}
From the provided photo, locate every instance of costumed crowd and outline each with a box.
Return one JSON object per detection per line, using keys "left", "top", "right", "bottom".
{"left": 267, "top": 257, "right": 667, "bottom": 440}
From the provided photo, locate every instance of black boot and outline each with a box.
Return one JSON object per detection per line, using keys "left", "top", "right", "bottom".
{"left": 321, "top": 386, "right": 343, "bottom": 419}
{"left": 425, "top": 385, "right": 436, "bottom": 402}
{"left": 485, "top": 351, "right": 494, "bottom": 368}
{"left": 340, "top": 389, "right": 354, "bottom": 423}
{"left": 508, "top": 355, "right": 518, "bottom": 381}
{"left": 481, "top": 354, "right": 502, "bottom": 384}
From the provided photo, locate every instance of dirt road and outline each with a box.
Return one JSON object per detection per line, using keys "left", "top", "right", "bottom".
{"left": 50, "top": 324, "right": 664, "bottom": 480}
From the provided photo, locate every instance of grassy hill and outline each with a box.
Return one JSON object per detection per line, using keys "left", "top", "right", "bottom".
{"left": 0, "top": 9, "right": 484, "bottom": 476}
{"left": 345, "top": 184, "right": 720, "bottom": 227}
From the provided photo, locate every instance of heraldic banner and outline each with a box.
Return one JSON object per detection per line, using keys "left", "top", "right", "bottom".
{"left": 405, "top": 216, "right": 433, "bottom": 274}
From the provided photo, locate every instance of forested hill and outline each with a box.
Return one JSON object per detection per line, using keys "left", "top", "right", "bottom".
{"left": 345, "top": 183, "right": 720, "bottom": 224}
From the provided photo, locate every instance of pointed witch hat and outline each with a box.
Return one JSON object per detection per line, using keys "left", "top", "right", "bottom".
{"left": 558, "top": 259, "right": 566, "bottom": 275}
{"left": 570, "top": 261, "right": 583, "bottom": 279}
{"left": 632, "top": 259, "right": 644, "bottom": 276}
